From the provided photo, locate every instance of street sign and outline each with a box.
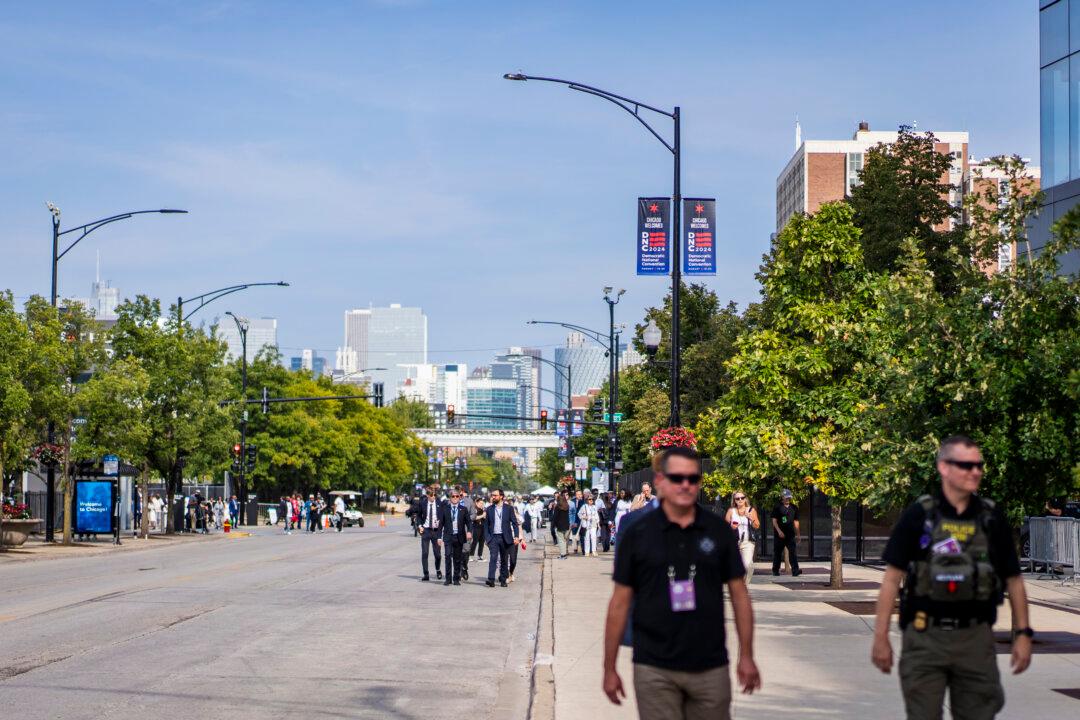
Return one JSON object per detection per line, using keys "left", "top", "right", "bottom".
{"left": 614, "top": 412, "right": 623, "bottom": 422}
{"left": 103, "top": 455, "right": 119, "bottom": 477}
{"left": 574, "top": 456, "right": 589, "bottom": 473}
{"left": 564, "top": 462, "right": 573, "bottom": 472}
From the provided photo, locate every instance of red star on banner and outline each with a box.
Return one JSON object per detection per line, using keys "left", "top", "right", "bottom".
{"left": 695, "top": 203, "right": 705, "bottom": 214}
{"left": 648, "top": 203, "right": 659, "bottom": 213}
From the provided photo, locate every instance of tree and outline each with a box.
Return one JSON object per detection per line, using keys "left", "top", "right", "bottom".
{"left": 536, "top": 448, "right": 563, "bottom": 488}
{"left": 698, "top": 203, "right": 879, "bottom": 588}
{"left": 0, "top": 292, "right": 33, "bottom": 549}
{"left": 387, "top": 397, "right": 434, "bottom": 429}
{"left": 110, "top": 297, "right": 233, "bottom": 533}
{"left": 73, "top": 357, "right": 153, "bottom": 536}
{"left": 849, "top": 126, "right": 967, "bottom": 293}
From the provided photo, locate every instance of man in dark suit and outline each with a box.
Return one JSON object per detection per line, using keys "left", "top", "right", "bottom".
{"left": 485, "top": 488, "right": 519, "bottom": 587}
{"left": 416, "top": 485, "right": 444, "bottom": 581}
{"left": 453, "top": 486, "right": 474, "bottom": 580}
{"left": 438, "top": 489, "right": 473, "bottom": 586}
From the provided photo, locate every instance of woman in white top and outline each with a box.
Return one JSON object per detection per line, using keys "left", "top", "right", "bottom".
{"left": 725, "top": 491, "right": 760, "bottom": 584}
{"left": 578, "top": 495, "right": 600, "bottom": 556}
{"left": 613, "top": 489, "right": 632, "bottom": 538}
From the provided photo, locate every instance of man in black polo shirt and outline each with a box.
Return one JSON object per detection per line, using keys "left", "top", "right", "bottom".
{"left": 871, "top": 435, "right": 1032, "bottom": 719}
{"left": 603, "top": 447, "right": 761, "bottom": 719}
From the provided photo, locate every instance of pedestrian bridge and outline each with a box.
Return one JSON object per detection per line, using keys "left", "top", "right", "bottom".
{"left": 410, "top": 428, "right": 560, "bottom": 448}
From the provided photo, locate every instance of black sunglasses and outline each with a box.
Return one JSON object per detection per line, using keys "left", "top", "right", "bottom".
{"left": 944, "top": 459, "right": 985, "bottom": 471}
{"left": 666, "top": 473, "right": 702, "bottom": 485}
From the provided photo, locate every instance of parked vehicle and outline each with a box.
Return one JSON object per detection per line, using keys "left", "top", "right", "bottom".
{"left": 328, "top": 491, "right": 365, "bottom": 528}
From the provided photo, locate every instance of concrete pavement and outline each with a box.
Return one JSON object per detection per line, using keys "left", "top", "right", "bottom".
{"left": 543, "top": 549, "right": 1080, "bottom": 719}
{"left": 0, "top": 518, "right": 542, "bottom": 719}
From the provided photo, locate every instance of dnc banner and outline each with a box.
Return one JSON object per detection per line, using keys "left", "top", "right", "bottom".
{"left": 637, "top": 198, "right": 670, "bottom": 276}
{"left": 683, "top": 198, "right": 716, "bottom": 275}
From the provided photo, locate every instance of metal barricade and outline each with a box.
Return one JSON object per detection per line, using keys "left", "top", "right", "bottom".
{"left": 1029, "top": 517, "right": 1079, "bottom": 584}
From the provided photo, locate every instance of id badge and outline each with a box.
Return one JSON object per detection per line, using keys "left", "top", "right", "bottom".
{"left": 669, "top": 579, "right": 697, "bottom": 612}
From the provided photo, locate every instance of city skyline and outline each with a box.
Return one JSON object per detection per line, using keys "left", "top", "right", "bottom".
{"left": 0, "top": 2, "right": 1040, "bottom": 374}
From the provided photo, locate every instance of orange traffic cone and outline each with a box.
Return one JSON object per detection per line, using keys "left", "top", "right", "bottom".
{"left": 379, "top": 513, "right": 387, "bottom": 527}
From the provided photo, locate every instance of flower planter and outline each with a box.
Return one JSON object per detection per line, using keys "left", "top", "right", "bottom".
{"left": 1, "top": 519, "right": 43, "bottom": 547}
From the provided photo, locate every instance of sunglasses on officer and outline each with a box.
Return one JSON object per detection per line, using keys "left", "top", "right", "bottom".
{"left": 944, "top": 459, "right": 985, "bottom": 471}
{"left": 665, "top": 473, "right": 702, "bottom": 486}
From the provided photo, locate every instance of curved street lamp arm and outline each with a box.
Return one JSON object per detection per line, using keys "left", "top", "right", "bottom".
{"left": 528, "top": 320, "right": 609, "bottom": 347}
{"left": 514, "top": 75, "right": 674, "bottom": 119}
{"left": 568, "top": 85, "right": 674, "bottom": 154}
{"left": 181, "top": 282, "right": 288, "bottom": 321}
{"left": 56, "top": 209, "right": 187, "bottom": 261}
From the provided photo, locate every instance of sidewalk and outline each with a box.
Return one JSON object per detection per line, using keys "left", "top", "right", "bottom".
{"left": 0, "top": 530, "right": 228, "bottom": 563}
{"left": 543, "top": 550, "right": 1080, "bottom": 719}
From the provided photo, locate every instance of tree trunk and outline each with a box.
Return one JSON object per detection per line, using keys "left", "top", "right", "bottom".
{"left": 829, "top": 503, "right": 844, "bottom": 589}
{"left": 165, "top": 468, "right": 176, "bottom": 535}
{"left": 0, "top": 445, "right": 6, "bottom": 553}
{"left": 61, "top": 434, "right": 73, "bottom": 546}
{"left": 139, "top": 466, "right": 150, "bottom": 539}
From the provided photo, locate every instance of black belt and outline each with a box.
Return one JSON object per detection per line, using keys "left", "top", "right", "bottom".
{"left": 930, "top": 616, "right": 990, "bottom": 630}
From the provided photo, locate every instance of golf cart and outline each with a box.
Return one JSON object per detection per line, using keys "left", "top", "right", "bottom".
{"left": 329, "top": 490, "right": 365, "bottom": 527}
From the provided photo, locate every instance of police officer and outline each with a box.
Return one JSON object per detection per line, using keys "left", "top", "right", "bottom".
{"left": 871, "top": 435, "right": 1033, "bottom": 719}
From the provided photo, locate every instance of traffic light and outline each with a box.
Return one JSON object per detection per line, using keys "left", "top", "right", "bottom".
{"left": 540, "top": 409, "right": 548, "bottom": 430}
{"left": 372, "top": 382, "right": 384, "bottom": 408}
{"left": 245, "top": 445, "right": 258, "bottom": 472}
{"left": 231, "top": 443, "right": 242, "bottom": 473}
{"left": 592, "top": 398, "right": 604, "bottom": 420}
{"left": 447, "top": 404, "right": 456, "bottom": 426}
{"left": 261, "top": 387, "right": 270, "bottom": 414}
{"left": 595, "top": 437, "right": 606, "bottom": 460}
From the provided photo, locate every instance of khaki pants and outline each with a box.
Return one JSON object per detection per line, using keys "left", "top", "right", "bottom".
{"left": 633, "top": 663, "right": 731, "bottom": 720}
{"left": 898, "top": 623, "right": 1004, "bottom": 720}
{"left": 738, "top": 540, "right": 755, "bottom": 584}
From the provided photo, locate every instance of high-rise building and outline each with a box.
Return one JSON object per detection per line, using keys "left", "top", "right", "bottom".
{"left": 465, "top": 371, "right": 518, "bottom": 429}
{"left": 367, "top": 304, "right": 428, "bottom": 402}
{"left": 219, "top": 317, "right": 278, "bottom": 364}
{"left": 290, "top": 349, "right": 328, "bottom": 376}
{"left": 1034, "top": 0, "right": 1080, "bottom": 273}
{"left": 338, "top": 309, "right": 371, "bottom": 374}
{"left": 497, "top": 347, "right": 542, "bottom": 430}
{"left": 776, "top": 122, "right": 969, "bottom": 233}
{"left": 554, "top": 331, "right": 608, "bottom": 409}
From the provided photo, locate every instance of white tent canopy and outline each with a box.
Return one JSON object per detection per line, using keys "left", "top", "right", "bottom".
{"left": 532, "top": 485, "right": 557, "bottom": 497}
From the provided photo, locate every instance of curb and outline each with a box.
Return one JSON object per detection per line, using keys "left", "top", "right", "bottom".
{"left": 529, "top": 544, "right": 558, "bottom": 720}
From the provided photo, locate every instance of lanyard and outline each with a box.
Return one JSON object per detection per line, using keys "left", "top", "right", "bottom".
{"left": 662, "top": 524, "right": 699, "bottom": 581}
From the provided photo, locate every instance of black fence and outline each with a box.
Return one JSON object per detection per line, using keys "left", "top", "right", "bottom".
{"left": 607, "top": 464, "right": 898, "bottom": 563}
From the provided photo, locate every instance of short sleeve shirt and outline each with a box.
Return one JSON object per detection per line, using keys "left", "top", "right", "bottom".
{"left": 612, "top": 503, "right": 744, "bottom": 672}
{"left": 770, "top": 503, "right": 798, "bottom": 536}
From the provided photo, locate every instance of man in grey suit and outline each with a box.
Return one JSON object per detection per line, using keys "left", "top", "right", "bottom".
{"left": 485, "top": 488, "right": 519, "bottom": 588}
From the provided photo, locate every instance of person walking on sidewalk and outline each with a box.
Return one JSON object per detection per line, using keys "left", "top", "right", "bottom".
{"left": 417, "top": 485, "right": 443, "bottom": 581}
{"left": 578, "top": 494, "right": 600, "bottom": 556}
{"left": 470, "top": 496, "right": 486, "bottom": 562}
{"left": 871, "top": 435, "right": 1032, "bottom": 719}
{"left": 603, "top": 446, "right": 761, "bottom": 719}
{"left": 770, "top": 489, "right": 801, "bottom": 577}
{"left": 726, "top": 491, "right": 760, "bottom": 584}
{"left": 228, "top": 495, "right": 239, "bottom": 527}
{"left": 552, "top": 491, "right": 571, "bottom": 559}
{"left": 485, "top": 488, "right": 519, "bottom": 587}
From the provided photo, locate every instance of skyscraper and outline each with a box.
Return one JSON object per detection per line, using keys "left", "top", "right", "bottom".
{"left": 497, "top": 347, "right": 542, "bottom": 430}
{"left": 1034, "top": 0, "right": 1080, "bottom": 273}
{"left": 218, "top": 317, "right": 278, "bottom": 363}
{"left": 466, "top": 366, "right": 518, "bottom": 429}
{"left": 367, "top": 304, "right": 428, "bottom": 402}
{"left": 554, "top": 332, "right": 608, "bottom": 409}
{"left": 338, "top": 309, "right": 371, "bottom": 374}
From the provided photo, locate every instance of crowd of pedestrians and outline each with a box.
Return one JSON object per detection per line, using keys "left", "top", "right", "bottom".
{"left": 276, "top": 493, "right": 349, "bottom": 534}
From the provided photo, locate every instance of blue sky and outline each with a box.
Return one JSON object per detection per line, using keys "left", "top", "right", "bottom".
{"left": 1, "top": 1, "right": 1039, "bottom": 373}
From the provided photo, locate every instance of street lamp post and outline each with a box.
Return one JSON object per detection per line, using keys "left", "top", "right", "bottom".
{"left": 45, "top": 203, "right": 187, "bottom": 541}
{"left": 505, "top": 73, "right": 682, "bottom": 426}
{"left": 177, "top": 282, "right": 289, "bottom": 327}
{"left": 226, "top": 312, "right": 250, "bottom": 522}
{"left": 603, "top": 288, "right": 625, "bottom": 473}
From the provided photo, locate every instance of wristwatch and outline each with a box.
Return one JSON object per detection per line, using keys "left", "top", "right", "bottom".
{"left": 1012, "top": 627, "right": 1035, "bottom": 639}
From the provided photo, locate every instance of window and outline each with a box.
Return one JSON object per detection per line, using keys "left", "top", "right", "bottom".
{"left": 846, "top": 152, "right": 864, "bottom": 194}
{"left": 998, "top": 179, "right": 1011, "bottom": 208}
{"left": 1073, "top": 54, "right": 1080, "bottom": 179}
{"left": 1042, "top": 0, "right": 1069, "bottom": 67}
{"left": 998, "top": 242, "right": 1013, "bottom": 272}
{"left": 1042, "top": 58, "right": 1070, "bottom": 186}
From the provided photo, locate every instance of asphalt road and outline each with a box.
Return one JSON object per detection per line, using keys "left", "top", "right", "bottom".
{"left": 0, "top": 519, "right": 542, "bottom": 719}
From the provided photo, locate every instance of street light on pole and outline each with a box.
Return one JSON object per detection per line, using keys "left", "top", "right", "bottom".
{"left": 177, "top": 282, "right": 289, "bottom": 327}
{"left": 505, "top": 72, "right": 683, "bottom": 426}
{"left": 603, "top": 288, "right": 625, "bottom": 476}
{"left": 45, "top": 203, "right": 187, "bottom": 541}
{"left": 225, "top": 311, "right": 250, "bottom": 522}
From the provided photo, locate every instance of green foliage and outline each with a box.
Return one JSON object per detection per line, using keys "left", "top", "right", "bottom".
{"left": 387, "top": 397, "right": 434, "bottom": 429}
{"left": 849, "top": 125, "right": 967, "bottom": 293}
{"left": 0, "top": 292, "right": 34, "bottom": 490}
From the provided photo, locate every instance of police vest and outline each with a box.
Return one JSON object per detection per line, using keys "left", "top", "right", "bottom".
{"left": 905, "top": 494, "right": 1002, "bottom": 620}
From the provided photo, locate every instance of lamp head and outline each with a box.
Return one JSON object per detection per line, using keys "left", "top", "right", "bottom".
{"left": 46, "top": 202, "right": 61, "bottom": 220}
{"left": 603, "top": 286, "right": 614, "bottom": 296}
{"left": 503, "top": 73, "right": 528, "bottom": 81}
{"left": 158, "top": 209, "right": 188, "bottom": 214}
{"left": 642, "top": 319, "right": 662, "bottom": 355}
{"left": 278, "top": 281, "right": 290, "bottom": 287}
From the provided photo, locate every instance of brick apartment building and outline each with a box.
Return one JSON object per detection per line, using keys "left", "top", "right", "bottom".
{"left": 963, "top": 159, "right": 1042, "bottom": 273}
{"left": 776, "top": 122, "right": 969, "bottom": 233}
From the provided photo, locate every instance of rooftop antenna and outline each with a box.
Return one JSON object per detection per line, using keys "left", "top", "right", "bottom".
{"left": 794, "top": 115, "right": 802, "bottom": 152}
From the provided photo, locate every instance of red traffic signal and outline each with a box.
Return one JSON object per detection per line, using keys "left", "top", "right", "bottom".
{"left": 540, "top": 409, "right": 549, "bottom": 430}
{"left": 233, "top": 443, "right": 242, "bottom": 456}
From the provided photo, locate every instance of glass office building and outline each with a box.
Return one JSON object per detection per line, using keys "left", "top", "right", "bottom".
{"left": 465, "top": 376, "right": 519, "bottom": 429}
{"left": 553, "top": 332, "right": 609, "bottom": 410}
{"left": 1035, "top": 0, "right": 1080, "bottom": 272}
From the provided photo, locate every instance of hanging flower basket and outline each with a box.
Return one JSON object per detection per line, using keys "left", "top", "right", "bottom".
{"left": 31, "top": 443, "right": 64, "bottom": 468}
{"left": 650, "top": 426, "right": 698, "bottom": 451}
